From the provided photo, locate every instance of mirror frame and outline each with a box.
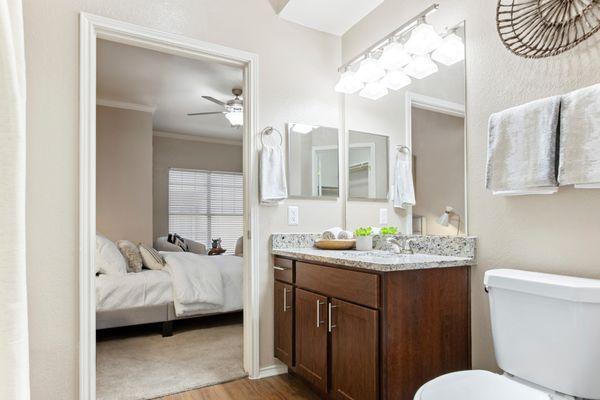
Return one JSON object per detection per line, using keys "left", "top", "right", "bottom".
{"left": 346, "top": 130, "right": 390, "bottom": 202}
{"left": 286, "top": 122, "right": 340, "bottom": 200}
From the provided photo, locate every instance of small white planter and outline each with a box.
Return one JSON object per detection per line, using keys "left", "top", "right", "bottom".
{"left": 355, "top": 235, "right": 373, "bottom": 251}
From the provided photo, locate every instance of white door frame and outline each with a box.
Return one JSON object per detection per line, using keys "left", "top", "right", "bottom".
{"left": 404, "top": 92, "right": 467, "bottom": 235}
{"left": 79, "top": 13, "right": 260, "bottom": 400}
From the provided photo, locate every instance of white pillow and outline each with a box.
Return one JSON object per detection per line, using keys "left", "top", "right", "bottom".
{"left": 96, "top": 234, "right": 127, "bottom": 275}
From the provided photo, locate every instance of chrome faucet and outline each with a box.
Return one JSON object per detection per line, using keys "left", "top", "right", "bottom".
{"left": 386, "top": 236, "right": 414, "bottom": 254}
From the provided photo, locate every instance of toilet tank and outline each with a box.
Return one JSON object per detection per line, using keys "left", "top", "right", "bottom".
{"left": 485, "top": 269, "right": 600, "bottom": 399}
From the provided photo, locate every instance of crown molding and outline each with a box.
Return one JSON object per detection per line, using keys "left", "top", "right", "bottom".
{"left": 153, "top": 130, "right": 243, "bottom": 146}
{"left": 96, "top": 98, "right": 157, "bottom": 114}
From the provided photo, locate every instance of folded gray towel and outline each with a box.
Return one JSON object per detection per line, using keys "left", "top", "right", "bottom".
{"left": 322, "top": 227, "right": 343, "bottom": 240}
{"left": 486, "top": 96, "right": 560, "bottom": 194}
{"left": 558, "top": 83, "right": 600, "bottom": 186}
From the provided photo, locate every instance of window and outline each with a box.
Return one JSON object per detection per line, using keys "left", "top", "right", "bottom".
{"left": 168, "top": 168, "right": 243, "bottom": 254}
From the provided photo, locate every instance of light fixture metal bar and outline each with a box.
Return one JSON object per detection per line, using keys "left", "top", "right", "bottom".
{"left": 338, "top": 3, "right": 439, "bottom": 72}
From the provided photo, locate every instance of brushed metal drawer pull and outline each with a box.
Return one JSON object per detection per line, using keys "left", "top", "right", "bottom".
{"left": 283, "top": 287, "right": 287, "bottom": 312}
{"left": 273, "top": 266, "right": 286, "bottom": 271}
{"left": 328, "top": 303, "right": 338, "bottom": 332}
{"left": 316, "top": 300, "right": 325, "bottom": 327}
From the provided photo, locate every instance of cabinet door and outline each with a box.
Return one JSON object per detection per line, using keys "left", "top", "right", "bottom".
{"left": 274, "top": 280, "right": 293, "bottom": 367}
{"left": 295, "top": 288, "right": 328, "bottom": 394}
{"left": 331, "top": 298, "right": 378, "bottom": 400}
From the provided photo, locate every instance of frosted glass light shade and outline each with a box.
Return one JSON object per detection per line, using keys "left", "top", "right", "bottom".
{"left": 437, "top": 212, "right": 449, "bottom": 226}
{"left": 334, "top": 71, "right": 364, "bottom": 94}
{"left": 403, "top": 55, "right": 438, "bottom": 79}
{"left": 355, "top": 58, "right": 386, "bottom": 83}
{"left": 225, "top": 111, "right": 243, "bottom": 127}
{"left": 378, "top": 42, "right": 412, "bottom": 70}
{"left": 431, "top": 33, "right": 465, "bottom": 66}
{"left": 381, "top": 70, "right": 411, "bottom": 90}
{"left": 404, "top": 23, "right": 442, "bottom": 55}
{"left": 359, "top": 81, "right": 388, "bottom": 100}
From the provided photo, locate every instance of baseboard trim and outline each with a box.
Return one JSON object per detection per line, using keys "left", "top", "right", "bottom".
{"left": 252, "top": 363, "right": 288, "bottom": 380}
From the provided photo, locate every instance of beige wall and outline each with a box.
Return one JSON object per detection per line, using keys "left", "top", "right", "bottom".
{"left": 411, "top": 108, "right": 465, "bottom": 235}
{"left": 96, "top": 106, "right": 153, "bottom": 245}
{"left": 342, "top": 0, "right": 600, "bottom": 372}
{"left": 153, "top": 134, "right": 243, "bottom": 240}
{"left": 24, "top": 1, "right": 340, "bottom": 398}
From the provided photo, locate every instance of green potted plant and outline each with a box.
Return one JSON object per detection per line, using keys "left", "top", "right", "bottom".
{"left": 380, "top": 226, "right": 398, "bottom": 236}
{"left": 354, "top": 227, "right": 373, "bottom": 251}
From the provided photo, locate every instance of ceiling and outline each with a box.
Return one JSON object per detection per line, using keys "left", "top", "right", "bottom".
{"left": 278, "top": 0, "right": 384, "bottom": 36}
{"left": 97, "top": 39, "right": 244, "bottom": 141}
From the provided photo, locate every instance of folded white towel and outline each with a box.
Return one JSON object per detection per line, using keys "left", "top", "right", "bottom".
{"left": 260, "top": 145, "right": 288, "bottom": 204}
{"left": 337, "top": 230, "right": 354, "bottom": 239}
{"left": 392, "top": 155, "right": 415, "bottom": 209}
{"left": 486, "top": 96, "right": 560, "bottom": 195}
{"left": 575, "top": 183, "right": 600, "bottom": 189}
{"left": 322, "top": 227, "right": 343, "bottom": 240}
{"left": 558, "top": 83, "right": 600, "bottom": 187}
{"left": 492, "top": 188, "right": 558, "bottom": 196}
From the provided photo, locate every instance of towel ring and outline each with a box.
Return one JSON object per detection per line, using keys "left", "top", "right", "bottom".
{"left": 260, "top": 126, "right": 283, "bottom": 147}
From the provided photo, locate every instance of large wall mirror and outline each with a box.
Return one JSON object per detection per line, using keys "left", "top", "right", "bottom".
{"left": 287, "top": 123, "right": 339, "bottom": 198}
{"left": 344, "top": 21, "right": 467, "bottom": 235}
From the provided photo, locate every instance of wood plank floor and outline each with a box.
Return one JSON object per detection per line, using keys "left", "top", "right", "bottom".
{"left": 158, "top": 374, "right": 319, "bottom": 400}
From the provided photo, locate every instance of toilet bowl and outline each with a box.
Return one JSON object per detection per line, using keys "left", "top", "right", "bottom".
{"left": 415, "top": 269, "right": 600, "bottom": 400}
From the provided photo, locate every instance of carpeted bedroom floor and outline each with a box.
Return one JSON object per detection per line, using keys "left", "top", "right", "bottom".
{"left": 96, "top": 313, "right": 246, "bottom": 400}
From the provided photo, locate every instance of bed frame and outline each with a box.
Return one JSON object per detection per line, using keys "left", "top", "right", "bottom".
{"left": 96, "top": 304, "right": 242, "bottom": 337}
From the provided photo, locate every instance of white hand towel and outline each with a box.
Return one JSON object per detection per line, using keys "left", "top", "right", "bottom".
{"left": 486, "top": 96, "right": 560, "bottom": 195}
{"left": 558, "top": 83, "right": 600, "bottom": 187}
{"left": 337, "top": 230, "right": 354, "bottom": 239}
{"left": 260, "top": 145, "right": 288, "bottom": 204}
{"left": 322, "top": 227, "right": 343, "bottom": 240}
{"left": 392, "top": 156, "right": 415, "bottom": 209}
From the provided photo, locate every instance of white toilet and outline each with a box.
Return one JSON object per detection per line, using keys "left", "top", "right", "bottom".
{"left": 415, "top": 268, "right": 600, "bottom": 400}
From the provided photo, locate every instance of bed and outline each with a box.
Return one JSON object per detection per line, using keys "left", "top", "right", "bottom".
{"left": 96, "top": 252, "right": 243, "bottom": 336}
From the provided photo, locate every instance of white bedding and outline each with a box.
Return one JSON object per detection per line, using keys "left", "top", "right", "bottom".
{"left": 96, "top": 254, "right": 243, "bottom": 316}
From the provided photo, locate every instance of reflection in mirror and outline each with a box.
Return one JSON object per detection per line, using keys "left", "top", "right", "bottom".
{"left": 287, "top": 123, "right": 339, "bottom": 198}
{"left": 348, "top": 131, "right": 388, "bottom": 200}
{"left": 344, "top": 21, "right": 466, "bottom": 235}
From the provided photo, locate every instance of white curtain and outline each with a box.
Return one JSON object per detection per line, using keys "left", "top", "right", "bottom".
{"left": 0, "top": 0, "right": 30, "bottom": 399}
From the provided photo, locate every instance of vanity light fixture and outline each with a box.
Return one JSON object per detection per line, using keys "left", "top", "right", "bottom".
{"left": 224, "top": 110, "right": 243, "bottom": 127}
{"left": 355, "top": 57, "right": 386, "bottom": 83}
{"left": 380, "top": 70, "right": 411, "bottom": 90}
{"left": 378, "top": 42, "right": 412, "bottom": 70}
{"left": 290, "top": 123, "right": 318, "bottom": 134}
{"left": 359, "top": 81, "right": 389, "bottom": 100}
{"left": 431, "top": 32, "right": 465, "bottom": 66}
{"left": 403, "top": 54, "right": 439, "bottom": 79}
{"left": 334, "top": 70, "right": 364, "bottom": 94}
{"left": 437, "top": 206, "right": 461, "bottom": 235}
{"left": 404, "top": 21, "right": 443, "bottom": 55}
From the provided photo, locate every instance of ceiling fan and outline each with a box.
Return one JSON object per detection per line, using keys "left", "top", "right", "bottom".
{"left": 187, "top": 88, "right": 244, "bottom": 127}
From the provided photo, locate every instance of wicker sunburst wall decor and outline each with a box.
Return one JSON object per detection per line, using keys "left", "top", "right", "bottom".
{"left": 497, "top": 0, "right": 600, "bottom": 58}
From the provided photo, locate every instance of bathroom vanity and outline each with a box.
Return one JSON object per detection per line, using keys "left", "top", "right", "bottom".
{"left": 272, "top": 234, "right": 476, "bottom": 400}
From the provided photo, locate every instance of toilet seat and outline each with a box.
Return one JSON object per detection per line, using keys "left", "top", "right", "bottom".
{"left": 414, "top": 370, "right": 551, "bottom": 400}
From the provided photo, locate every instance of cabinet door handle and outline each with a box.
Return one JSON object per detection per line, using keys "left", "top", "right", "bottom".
{"left": 328, "top": 303, "right": 337, "bottom": 332}
{"left": 273, "top": 266, "right": 286, "bottom": 271}
{"left": 283, "top": 287, "right": 287, "bottom": 312}
{"left": 316, "top": 300, "right": 325, "bottom": 327}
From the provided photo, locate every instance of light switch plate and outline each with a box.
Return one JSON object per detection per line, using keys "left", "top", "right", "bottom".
{"left": 288, "top": 206, "right": 299, "bottom": 226}
{"left": 379, "top": 208, "right": 388, "bottom": 225}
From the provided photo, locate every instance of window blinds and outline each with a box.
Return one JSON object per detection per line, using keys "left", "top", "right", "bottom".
{"left": 168, "top": 168, "right": 243, "bottom": 254}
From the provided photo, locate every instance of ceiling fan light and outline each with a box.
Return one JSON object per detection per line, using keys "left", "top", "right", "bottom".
{"left": 380, "top": 70, "right": 411, "bottom": 90}
{"left": 334, "top": 71, "right": 364, "bottom": 94}
{"left": 225, "top": 111, "right": 243, "bottom": 127}
{"left": 431, "top": 33, "right": 465, "bottom": 66}
{"left": 404, "top": 23, "right": 442, "bottom": 55}
{"left": 355, "top": 57, "right": 386, "bottom": 83}
{"left": 379, "top": 42, "right": 412, "bottom": 70}
{"left": 359, "top": 81, "right": 388, "bottom": 100}
{"left": 403, "top": 54, "right": 438, "bottom": 79}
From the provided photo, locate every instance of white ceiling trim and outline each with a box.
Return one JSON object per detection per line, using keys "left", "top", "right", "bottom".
{"left": 153, "top": 130, "right": 243, "bottom": 146}
{"left": 97, "top": 98, "right": 157, "bottom": 114}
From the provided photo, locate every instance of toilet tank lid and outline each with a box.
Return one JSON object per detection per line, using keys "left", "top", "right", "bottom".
{"left": 484, "top": 269, "right": 600, "bottom": 303}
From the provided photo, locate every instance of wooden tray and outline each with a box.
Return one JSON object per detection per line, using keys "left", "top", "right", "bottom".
{"left": 314, "top": 239, "right": 356, "bottom": 250}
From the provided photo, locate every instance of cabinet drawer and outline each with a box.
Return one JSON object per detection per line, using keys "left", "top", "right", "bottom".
{"left": 296, "top": 262, "right": 379, "bottom": 308}
{"left": 274, "top": 257, "right": 294, "bottom": 284}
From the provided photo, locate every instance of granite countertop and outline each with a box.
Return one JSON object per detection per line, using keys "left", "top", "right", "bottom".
{"left": 271, "top": 233, "right": 477, "bottom": 272}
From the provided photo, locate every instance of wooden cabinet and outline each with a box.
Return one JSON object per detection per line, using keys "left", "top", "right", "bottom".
{"left": 331, "top": 298, "right": 378, "bottom": 400}
{"left": 295, "top": 288, "right": 329, "bottom": 394}
{"left": 274, "top": 280, "right": 293, "bottom": 367}
{"left": 273, "top": 257, "right": 470, "bottom": 400}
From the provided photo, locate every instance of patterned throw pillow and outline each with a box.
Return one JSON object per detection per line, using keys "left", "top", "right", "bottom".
{"left": 139, "top": 244, "right": 165, "bottom": 270}
{"left": 116, "top": 240, "right": 143, "bottom": 273}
